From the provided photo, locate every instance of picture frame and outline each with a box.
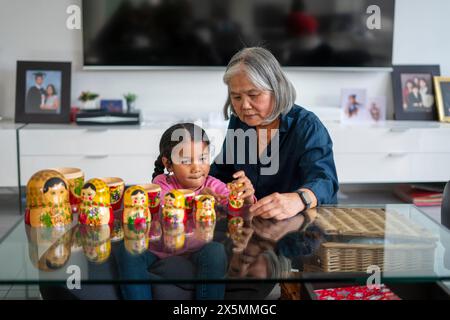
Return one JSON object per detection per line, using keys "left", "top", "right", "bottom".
{"left": 392, "top": 65, "right": 441, "bottom": 121}
{"left": 434, "top": 77, "right": 450, "bottom": 123}
{"left": 100, "top": 99, "right": 124, "bottom": 113}
{"left": 15, "top": 61, "right": 71, "bottom": 123}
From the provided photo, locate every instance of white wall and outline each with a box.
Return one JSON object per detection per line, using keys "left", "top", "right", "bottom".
{"left": 1, "top": 0, "right": 449, "bottom": 121}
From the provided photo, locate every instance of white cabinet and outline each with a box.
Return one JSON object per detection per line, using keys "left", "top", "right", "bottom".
{"left": 0, "top": 122, "right": 20, "bottom": 187}
{"left": 19, "top": 124, "right": 226, "bottom": 186}
{"left": 325, "top": 121, "right": 450, "bottom": 183}
{"left": 17, "top": 121, "right": 450, "bottom": 186}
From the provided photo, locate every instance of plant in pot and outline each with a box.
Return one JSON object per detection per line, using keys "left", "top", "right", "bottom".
{"left": 123, "top": 93, "right": 137, "bottom": 113}
{"left": 78, "top": 91, "right": 99, "bottom": 110}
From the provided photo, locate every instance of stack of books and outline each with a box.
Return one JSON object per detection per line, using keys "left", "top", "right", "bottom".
{"left": 394, "top": 184, "right": 444, "bottom": 207}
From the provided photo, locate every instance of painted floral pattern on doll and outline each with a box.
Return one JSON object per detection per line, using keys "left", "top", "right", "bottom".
{"left": 123, "top": 186, "right": 151, "bottom": 226}
{"left": 79, "top": 179, "right": 113, "bottom": 226}
{"left": 162, "top": 190, "right": 185, "bottom": 224}
{"left": 25, "top": 170, "right": 73, "bottom": 228}
{"left": 227, "top": 182, "right": 244, "bottom": 211}
{"left": 195, "top": 195, "right": 216, "bottom": 222}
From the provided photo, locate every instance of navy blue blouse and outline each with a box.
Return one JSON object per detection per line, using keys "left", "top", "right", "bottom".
{"left": 209, "top": 105, "right": 339, "bottom": 204}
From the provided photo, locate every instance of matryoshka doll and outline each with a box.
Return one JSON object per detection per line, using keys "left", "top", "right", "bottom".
{"left": 227, "top": 182, "right": 244, "bottom": 218}
{"left": 53, "top": 167, "right": 84, "bottom": 214}
{"left": 194, "top": 195, "right": 216, "bottom": 222}
{"left": 141, "top": 184, "right": 162, "bottom": 216}
{"left": 162, "top": 221, "right": 186, "bottom": 253}
{"left": 79, "top": 178, "right": 113, "bottom": 226}
{"left": 123, "top": 223, "right": 150, "bottom": 255}
{"left": 102, "top": 177, "right": 125, "bottom": 211}
{"left": 162, "top": 190, "right": 185, "bottom": 224}
{"left": 179, "top": 189, "right": 195, "bottom": 222}
{"left": 123, "top": 185, "right": 151, "bottom": 225}
{"left": 25, "top": 169, "right": 72, "bottom": 227}
{"left": 79, "top": 224, "right": 111, "bottom": 264}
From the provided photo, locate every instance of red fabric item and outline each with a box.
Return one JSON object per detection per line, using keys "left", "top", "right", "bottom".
{"left": 314, "top": 284, "right": 401, "bottom": 300}
{"left": 288, "top": 12, "right": 318, "bottom": 36}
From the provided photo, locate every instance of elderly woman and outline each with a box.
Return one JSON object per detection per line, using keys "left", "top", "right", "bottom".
{"left": 210, "top": 47, "right": 338, "bottom": 220}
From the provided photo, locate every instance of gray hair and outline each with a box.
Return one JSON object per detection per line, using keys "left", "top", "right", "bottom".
{"left": 222, "top": 47, "right": 296, "bottom": 123}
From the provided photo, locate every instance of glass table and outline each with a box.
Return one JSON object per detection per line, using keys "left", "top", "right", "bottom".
{"left": 1, "top": 204, "right": 450, "bottom": 300}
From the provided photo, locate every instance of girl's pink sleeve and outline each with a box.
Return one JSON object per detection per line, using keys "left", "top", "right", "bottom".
{"left": 205, "top": 176, "right": 230, "bottom": 206}
{"left": 152, "top": 174, "right": 174, "bottom": 199}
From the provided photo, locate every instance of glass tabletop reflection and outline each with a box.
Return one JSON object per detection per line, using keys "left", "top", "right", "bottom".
{"left": 0, "top": 204, "right": 450, "bottom": 285}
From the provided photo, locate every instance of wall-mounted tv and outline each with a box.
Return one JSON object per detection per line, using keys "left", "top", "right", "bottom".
{"left": 82, "top": 0, "right": 395, "bottom": 68}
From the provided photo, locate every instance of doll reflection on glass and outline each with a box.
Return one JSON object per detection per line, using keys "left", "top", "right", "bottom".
{"left": 163, "top": 222, "right": 186, "bottom": 253}
{"left": 44, "top": 232, "right": 73, "bottom": 270}
{"left": 124, "top": 223, "right": 150, "bottom": 255}
{"left": 194, "top": 220, "right": 216, "bottom": 243}
{"left": 79, "top": 225, "right": 111, "bottom": 264}
{"left": 25, "top": 225, "right": 73, "bottom": 271}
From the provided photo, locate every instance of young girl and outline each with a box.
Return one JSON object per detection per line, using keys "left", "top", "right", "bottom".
{"left": 117, "top": 123, "right": 255, "bottom": 301}
{"left": 152, "top": 123, "right": 256, "bottom": 205}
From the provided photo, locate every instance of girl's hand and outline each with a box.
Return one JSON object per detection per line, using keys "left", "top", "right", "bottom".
{"left": 199, "top": 187, "right": 227, "bottom": 203}
{"left": 232, "top": 171, "right": 256, "bottom": 204}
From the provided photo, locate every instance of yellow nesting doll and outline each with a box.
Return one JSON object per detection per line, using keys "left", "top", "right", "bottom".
{"left": 79, "top": 178, "right": 113, "bottom": 226}
{"left": 25, "top": 169, "right": 72, "bottom": 227}
{"left": 227, "top": 182, "right": 244, "bottom": 212}
{"left": 123, "top": 185, "right": 151, "bottom": 225}
{"left": 162, "top": 190, "right": 185, "bottom": 223}
{"left": 195, "top": 195, "right": 216, "bottom": 222}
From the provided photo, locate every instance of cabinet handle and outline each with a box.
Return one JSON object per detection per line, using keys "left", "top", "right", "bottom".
{"left": 85, "top": 128, "right": 109, "bottom": 133}
{"left": 387, "top": 152, "right": 407, "bottom": 158}
{"left": 389, "top": 128, "right": 409, "bottom": 133}
{"left": 85, "top": 155, "right": 109, "bottom": 159}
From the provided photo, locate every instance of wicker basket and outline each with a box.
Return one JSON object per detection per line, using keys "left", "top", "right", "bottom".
{"left": 303, "top": 207, "right": 437, "bottom": 273}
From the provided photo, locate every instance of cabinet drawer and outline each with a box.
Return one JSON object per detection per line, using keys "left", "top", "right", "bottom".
{"left": 328, "top": 127, "right": 415, "bottom": 153}
{"left": 19, "top": 128, "right": 162, "bottom": 156}
{"left": 416, "top": 129, "right": 450, "bottom": 152}
{"left": 410, "top": 153, "right": 450, "bottom": 182}
{"left": 335, "top": 153, "right": 411, "bottom": 183}
{"left": 20, "top": 155, "right": 157, "bottom": 186}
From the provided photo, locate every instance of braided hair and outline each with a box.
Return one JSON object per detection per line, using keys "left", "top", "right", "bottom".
{"left": 152, "top": 123, "right": 210, "bottom": 180}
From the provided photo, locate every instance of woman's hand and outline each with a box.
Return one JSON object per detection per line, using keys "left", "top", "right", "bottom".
{"left": 251, "top": 214, "right": 305, "bottom": 241}
{"left": 249, "top": 192, "right": 304, "bottom": 220}
{"left": 231, "top": 171, "right": 255, "bottom": 204}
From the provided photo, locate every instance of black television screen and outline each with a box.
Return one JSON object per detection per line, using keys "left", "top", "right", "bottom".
{"left": 82, "top": 0, "right": 395, "bottom": 68}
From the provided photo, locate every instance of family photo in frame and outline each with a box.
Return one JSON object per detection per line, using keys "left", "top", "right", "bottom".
{"left": 15, "top": 61, "right": 71, "bottom": 123}
{"left": 392, "top": 65, "right": 441, "bottom": 121}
